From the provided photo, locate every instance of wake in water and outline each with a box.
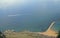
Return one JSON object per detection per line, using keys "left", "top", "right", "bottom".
{"left": 39, "top": 21, "right": 57, "bottom": 37}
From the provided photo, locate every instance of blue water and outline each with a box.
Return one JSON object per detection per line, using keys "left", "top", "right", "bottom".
{"left": 52, "top": 21, "right": 60, "bottom": 32}
{"left": 0, "top": 0, "right": 60, "bottom": 32}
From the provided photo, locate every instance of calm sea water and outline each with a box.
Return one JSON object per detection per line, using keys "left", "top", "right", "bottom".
{"left": 0, "top": 0, "right": 60, "bottom": 32}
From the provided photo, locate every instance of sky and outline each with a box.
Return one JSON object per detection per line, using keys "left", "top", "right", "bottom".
{"left": 0, "top": 0, "right": 60, "bottom": 32}
{"left": 0, "top": 0, "right": 60, "bottom": 9}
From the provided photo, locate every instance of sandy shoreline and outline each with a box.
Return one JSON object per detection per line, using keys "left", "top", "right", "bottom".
{"left": 4, "top": 29, "right": 57, "bottom": 38}
{"left": 38, "top": 29, "right": 57, "bottom": 37}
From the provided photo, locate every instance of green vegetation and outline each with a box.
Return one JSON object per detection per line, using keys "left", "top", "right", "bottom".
{"left": 0, "top": 31, "right": 6, "bottom": 38}
{"left": 57, "top": 31, "right": 60, "bottom": 38}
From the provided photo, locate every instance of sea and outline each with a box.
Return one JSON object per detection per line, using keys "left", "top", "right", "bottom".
{"left": 0, "top": 0, "right": 60, "bottom": 32}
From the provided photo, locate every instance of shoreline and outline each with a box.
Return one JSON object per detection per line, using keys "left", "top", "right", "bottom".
{"left": 3, "top": 29, "right": 57, "bottom": 38}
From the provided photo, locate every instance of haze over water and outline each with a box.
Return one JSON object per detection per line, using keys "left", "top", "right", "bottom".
{"left": 0, "top": 0, "right": 60, "bottom": 32}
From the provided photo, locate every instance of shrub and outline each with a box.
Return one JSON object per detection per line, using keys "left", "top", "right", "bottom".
{"left": 0, "top": 31, "right": 6, "bottom": 38}
{"left": 57, "top": 31, "right": 60, "bottom": 38}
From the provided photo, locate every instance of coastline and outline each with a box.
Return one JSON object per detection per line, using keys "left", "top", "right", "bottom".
{"left": 38, "top": 29, "right": 57, "bottom": 37}
{"left": 3, "top": 30, "right": 57, "bottom": 38}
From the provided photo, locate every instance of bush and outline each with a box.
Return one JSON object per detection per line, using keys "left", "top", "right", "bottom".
{"left": 57, "top": 31, "right": 60, "bottom": 38}
{"left": 0, "top": 31, "right": 6, "bottom": 38}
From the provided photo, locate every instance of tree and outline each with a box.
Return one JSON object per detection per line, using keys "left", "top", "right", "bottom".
{"left": 57, "top": 31, "right": 60, "bottom": 38}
